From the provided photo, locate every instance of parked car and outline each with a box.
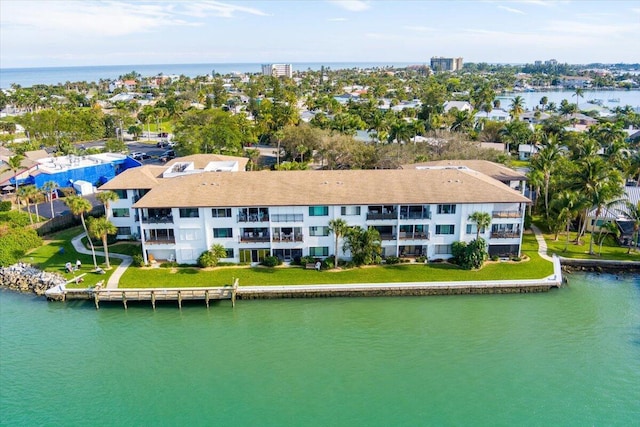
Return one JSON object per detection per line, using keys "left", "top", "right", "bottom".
{"left": 130, "top": 152, "right": 149, "bottom": 160}
{"left": 157, "top": 132, "right": 169, "bottom": 138}
{"left": 160, "top": 150, "right": 176, "bottom": 162}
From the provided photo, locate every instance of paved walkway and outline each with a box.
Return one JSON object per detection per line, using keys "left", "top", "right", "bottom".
{"left": 530, "top": 224, "right": 553, "bottom": 262}
{"left": 71, "top": 233, "right": 132, "bottom": 289}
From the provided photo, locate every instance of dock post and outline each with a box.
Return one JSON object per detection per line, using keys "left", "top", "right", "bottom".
{"left": 151, "top": 291, "right": 156, "bottom": 310}
{"left": 178, "top": 290, "right": 182, "bottom": 310}
{"left": 94, "top": 291, "right": 100, "bottom": 310}
{"left": 205, "top": 290, "right": 210, "bottom": 308}
{"left": 232, "top": 278, "right": 239, "bottom": 308}
{"left": 122, "top": 292, "right": 127, "bottom": 310}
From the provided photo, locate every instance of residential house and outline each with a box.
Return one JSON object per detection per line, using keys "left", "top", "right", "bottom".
{"left": 100, "top": 159, "right": 530, "bottom": 264}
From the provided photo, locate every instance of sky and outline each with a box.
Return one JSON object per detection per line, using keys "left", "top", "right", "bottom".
{"left": 1, "top": 0, "right": 639, "bottom": 68}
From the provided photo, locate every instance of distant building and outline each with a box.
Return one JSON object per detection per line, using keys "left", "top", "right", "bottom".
{"left": 544, "top": 59, "right": 558, "bottom": 66}
{"left": 430, "top": 57, "right": 463, "bottom": 72}
{"left": 262, "top": 64, "right": 293, "bottom": 78}
{"left": 534, "top": 60, "right": 542, "bottom": 67}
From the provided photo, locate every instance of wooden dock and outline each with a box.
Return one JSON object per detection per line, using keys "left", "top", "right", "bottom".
{"left": 46, "top": 279, "right": 239, "bottom": 310}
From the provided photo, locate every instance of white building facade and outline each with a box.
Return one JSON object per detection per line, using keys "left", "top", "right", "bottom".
{"left": 261, "top": 64, "right": 293, "bottom": 78}
{"left": 101, "top": 160, "right": 529, "bottom": 265}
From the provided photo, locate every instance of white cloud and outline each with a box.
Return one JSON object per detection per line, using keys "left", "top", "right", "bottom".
{"left": 498, "top": 5, "right": 525, "bottom": 14}
{"left": 328, "top": 1, "right": 370, "bottom": 12}
{"left": 181, "top": 1, "right": 270, "bottom": 18}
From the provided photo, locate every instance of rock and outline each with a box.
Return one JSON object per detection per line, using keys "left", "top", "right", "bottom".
{"left": 0, "top": 263, "right": 66, "bottom": 296}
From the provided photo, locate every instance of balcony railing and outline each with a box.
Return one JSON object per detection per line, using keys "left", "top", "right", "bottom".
{"left": 492, "top": 210, "right": 522, "bottom": 218}
{"left": 145, "top": 237, "right": 176, "bottom": 245}
{"left": 379, "top": 233, "right": 396, "bottom": 240}
{"left": 399, "top": 232, "right": 429, "bottom": 240}
{"left": 272, "top": 234, "right": 304, "bottom": 243}
{"left": 239, "top": 233, "right": 270, "bottom": 242}
{"left": 367, "top": 211, "right": 397, "bottom": 221}
{"left": 491, "top": 231, "right": 520, "bottom": 239}
{"left": 142, "top": 216, "right": 174, "bottom": 224}
{"left": 238, "top": 214, "right": 270, "bottom": 223}
{"left": 400, "top": 212, "right": 431, "bottom": 220}
{"left": 271, "top": 214, "right": 304, "bottom": 222}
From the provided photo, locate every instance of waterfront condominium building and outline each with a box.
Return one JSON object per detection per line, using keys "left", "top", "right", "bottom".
{"left": 261, "top": 63, "right": 293, "bottom": 78}
{"left": 430, "top": 56, "right": 463, "bottom": 72}
{"left": 99, "top": 155, "right": 529, "bottom": 265}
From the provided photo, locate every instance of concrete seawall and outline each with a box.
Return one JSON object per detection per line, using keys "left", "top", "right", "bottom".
{"left": 559, "top": 257, "right": 640, "bottom": 274}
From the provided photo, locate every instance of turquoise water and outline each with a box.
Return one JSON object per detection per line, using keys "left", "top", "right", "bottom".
{"left": 1, "top": 273, "right": 639, "bottom": 426}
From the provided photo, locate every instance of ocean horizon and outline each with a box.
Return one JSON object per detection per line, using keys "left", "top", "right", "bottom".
{"left": 0, "top": 61, "right": 421, "bottom": 88}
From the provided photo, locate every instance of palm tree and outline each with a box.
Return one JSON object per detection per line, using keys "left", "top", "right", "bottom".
{"left": 42, "top": 181, "right": 59, "bottom": 218}
{"left": 342, "top": 226, "right": 382, "bottom": 266}
{"left": 530, "top": 135, "right": 562, "bottom": 220}
{"left": 7, "top": 155, "right": 24, "bottom": 207}
{"left": 87, "top": 216, "right": 117, "bottom": 269}
{"left": 65, "top": 195, "right": 98, "bottom": 269}
{"left": 550, "top": 191, "right": 579, "bottom": 250}
{"left": 573, "top": 88, "right": 584, "bottom": 110}
{"left": 509, "top": 96, "right": 525, "bottom": 120}
{"left": 96, "top": 190, "right": 119, "bottom": 219}
{"left": 539, "top": 96, "right": 548, "bottom": 111}
{"left": 18, "top": 185, "right": 36, "bottom": 223}
{"left": 468, "top": 211, "right": 491, "bottom": 240}
{"left": 621, "top": 202, "right": 640, "bottom": 253}
{"left": 328, "top": 218, "right": 349, "bottom": 269}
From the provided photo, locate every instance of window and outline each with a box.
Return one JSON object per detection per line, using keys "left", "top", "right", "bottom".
{"left": 224, "top": 249, "right": 234, "bottom": 258}
{"left": 341, "top": 206, "right": 361, "bottom": 216}
{"left": 113, "top": 189, "right": 128, "bottom": 199}
{"left": 437, "top": 204, "right": 456, "bottom": 214}
{"left": 435, "top": 225, "right": 455, "bottom": 235}
{"left": 466, "top": 224, "right": 484, "bottom": 235}
{"left": 309, "top": 226, "right": 329, "bottom": 236}
{"left": 309, "top": 246, "right": 329, "bottom": 256}
{"left": 213, "top": 228, "right": 233, "bottom": 238}
{"left": 435, "top": 244, "right": 452, "bottom": 254}
{"left": 112, "top": 208, "right": 130, "bottom": 218}
{"left": 180, "top": 229, "right": 200, "bottom": 241}
{"left": 116, "top": 227, "right": 131, "bottom": 235}
{"left": 309, "top": 206, "right": 329, "bottom": 216}
{"left": 179, "top": 208, "right": 199, "bottom": 218}
{"left": 212, "top": 208, "right": 232, "bottom": 218}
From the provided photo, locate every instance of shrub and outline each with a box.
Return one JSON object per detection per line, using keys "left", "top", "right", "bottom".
{"left": 0, "top": 227, "right": 42, "bottom": 266}
{"left": 132, "top": 254, "right": 145, "bottom": 267}
{"left": 160, "top": 261, "right": 178, "bottom": 268}
{"left": 385, "top": 256, "right": 400, "bottom": 265}
{"left": 510, "top": 256, "right": 522, "bottom": 262}
{"left": 451, "top": 239, "right": 488, "bottom": 270}
{"left": 261, "top": 256, "right": 282, "bottom": 267}
{"left": 415, "top": 256, "right": 427, "bottom": 263}
{"left": 0, "top": 210, "right": 32, "bottom": 227}
{"left": 0, "top": 201, "right": 11, "bottom": 212}
{"left": 524, "top": 212, "right": 532, "bottom": 230}
{"left": 321, "top": 258, "right": 333, "bottom": 269}
{"left": 491, "top": 255, "right": 500, "bottom": 261}
{"left": 197, "top": 251, "right": 217, "bottom": 268}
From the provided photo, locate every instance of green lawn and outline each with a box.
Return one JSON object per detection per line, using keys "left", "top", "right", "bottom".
{"left": 118, "top": 232, "right": 554, "bottom": 288}
{"left": 23, "top": 226, "right": 124, "bottom": 288}
{"left": 24, "top": 227, "right": 555, "bottom": 289}
{"left": 542, "top": 230, "right": 640, "bottom": 261}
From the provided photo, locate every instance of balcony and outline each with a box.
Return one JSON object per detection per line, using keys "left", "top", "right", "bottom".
{"left": 491, "top": 231, "right": 520, "bottom": 239}
{"left": 492, "top": 210, "right": 522, "bottom": 218}
{"left": 367, "top": 211, "right": 397, "bottom": 221}
{"left": 240, "top": 232, "right": 270, "bottom": 243}
{"left": 379, "top": 234, "right": 396, "bottom": 241}
{"left": 272, "top": 233, "right": 304, "bottom": 243}
{"left": 399, "top": 232, "right": 429, "bottom": 240}
{"left": 400, "top": 212, "right": 431, "bottom": 220}
{"left": 146, "top": 237, "right": 176, "bottom": 245}
{"left": 271, "top": 214, "right": 304, "bottom": 222}
{"left": 238, "top": 213, "right": 270, "bottom": 223}
{"left": 142, "top": 215, "right": 174, "bottom": 224}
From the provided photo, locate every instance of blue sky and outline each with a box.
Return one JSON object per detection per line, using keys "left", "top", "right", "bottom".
{"left": 1, "top": 0, "right": 639, "bottom": 68}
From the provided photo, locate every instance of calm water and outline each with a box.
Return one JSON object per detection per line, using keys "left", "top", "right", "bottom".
{"left": 1, "top": 273, "right": 639, "bottom": 426}
{"left": 497, "top": 90, "right": 640, "bottom": 110}
{"left": 0, "top": 62, "right": 416, "bottom": 88}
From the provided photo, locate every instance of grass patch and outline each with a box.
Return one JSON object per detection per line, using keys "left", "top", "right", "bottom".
{"left": 118, "top": 232, "right": 554, "bottom": 288}
{"left": 535, "top": 224, "right": 640, "bottom": 261}
{"left": 22, "top": 226, "right": 123, "bottom": 288}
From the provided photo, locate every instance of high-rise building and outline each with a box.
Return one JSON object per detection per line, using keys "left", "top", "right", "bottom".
{"left": 430, "top": 57, "right": 463, "bottom": 72}
{"left": 261, "top": 64, "right": 293, "bottom": 78}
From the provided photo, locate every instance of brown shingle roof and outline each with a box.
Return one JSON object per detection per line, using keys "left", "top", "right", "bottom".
{"left": 133, "top": 168, "right": 530, "bottom": 208}
{"left": 99, "top": 166, "right": 165, "bottom": 190}
{"left": 406, "top": 160, "right": 527, "bottom": 183}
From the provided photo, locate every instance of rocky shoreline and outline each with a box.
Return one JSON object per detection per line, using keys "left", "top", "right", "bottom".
{"left": 0, "top": 264, "right": 66, "bottom": 296}
{"left": 559, "top": 258, "right": 640, "bottom": 275}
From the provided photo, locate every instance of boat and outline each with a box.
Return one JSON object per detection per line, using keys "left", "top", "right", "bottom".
{"left": 608, "top": 98, "right": 620, "bottom": 102}
{"left": 588, "top": 99, "right": 604, "bottom": 106}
